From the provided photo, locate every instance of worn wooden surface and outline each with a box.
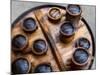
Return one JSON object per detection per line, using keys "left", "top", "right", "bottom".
{"left": 11, "top": 11, "right": 60, "bottom": 72}
{"left": 11, "top": 5, "right": 94, "bottom": 73}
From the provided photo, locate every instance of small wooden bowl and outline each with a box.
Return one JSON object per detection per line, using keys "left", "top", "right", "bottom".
{"left": 12, "top": 34, "right": 28, "bottom": 51}
{"left": 21, "top": 17, "right": 38, "bottom": 32}
{"left": 60, "top": 21, "right": 75, "bottom": 43}
{"left": 32, "top": 39, "right": 48, "bottom": 55}
{"left": 66, "top": 4, "right": 82, "bottom": 28}
{"left": 66, "top": 4, "right": 82, "bottom": 16}
{"left": 48, "top": 7, "right": 62, "bottom": 22}
{"left": 72, "top": 48, "right": 90, "bottom": 66}
{"left": 33, "top": 62, "right": 53, "bottom": 73}
{"left": 75, "top": 37, "right": 91, "bottom": 50}
{"left": 11, "top": 57, "right": 31, "bottom": 74}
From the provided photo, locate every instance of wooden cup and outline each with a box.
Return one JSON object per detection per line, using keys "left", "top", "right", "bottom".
{"left": 60, "top": 21, "right": 75, "bottom": 43}
{"left": 48, "top": 7, "right": 62, "bottom": 23}
{"left": 12, "top": 34, "right": 28, "bottom": 51}
{"left": 72, "top": 48, "right": 90, "bottom": 66}
{"left": 32, "top": 39, "right": 48, "bottom": 55}
{"left": 11, "top": 57, "right": 31, "bottom": 74}
{"left": 66, "top": 4, "right": 82, "bottom": 28}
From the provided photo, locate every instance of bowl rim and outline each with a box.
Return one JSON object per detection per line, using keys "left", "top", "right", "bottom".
{"left": 12, "top": 34, "right": 28, "bottom": 51}
{"left": 21, "top": 17, "right": 37, "bottom": 32}
{"left": 72, "top": 47, "right": 90, "bottom": 66}
{"left": 32, "top": 38, "right": 48, "bottom": 55}
{"left": 66, "top": 4, "right": 82, "bottom": 16}
{"left": 11, "top": 57, "right": 31, "bottom": 74}
{"left": 60, "top": 21, "right": 75, "bottom": 37}
{"left": 48, "top": 7, "right": 62, "bottom": 21}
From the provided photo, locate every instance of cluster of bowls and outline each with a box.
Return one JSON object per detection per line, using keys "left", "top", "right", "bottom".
{"left": 12, "top": 4, "right": 91, "bottom": 74}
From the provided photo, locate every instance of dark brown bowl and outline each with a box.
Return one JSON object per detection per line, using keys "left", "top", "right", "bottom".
{"left": 11, "top": 57, "right": 31, "bottom": 74}
{"left": 66, "top": 4, "right": 82, "bottom": 16}
{"left": 32, "top": 39, "right": 48, "bottom": 55}
{"left": 21, "top": 17, "right": 38, "bottom": 32}
{"left": 12, "top": 34, "right": 28, "bottom": 51}
{"left": 33, "top": 62, "right": 53, "bottom": 73}
{"left": 48, "top": 7, "right": 62, "bottom": 22}
{"left": 75, "top": 37, "right": 91, "bottom": 50}
{"left": 60, "top": 21, "right": 75, "bottom": 43}
{"left": 66, "top": 4, "right": 82, "bottom": 28}
{"left": 72, "top": 48, "right": 90, "bottom": 66}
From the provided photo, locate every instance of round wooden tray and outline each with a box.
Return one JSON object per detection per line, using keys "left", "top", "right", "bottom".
{"left": 11, "top": 5, "right": 95, "bottom": 73}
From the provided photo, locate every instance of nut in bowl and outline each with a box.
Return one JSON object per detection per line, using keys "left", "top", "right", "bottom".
{"left": 32, "top": 39, "right": 48, "bottom": 55}
{"left": 60, "top": 21, "right": 75, "bottom": 43}
{"left": 66, "top": 4, "right": 82, "bottom": 28}
{"left": 21, "top": 17, "right": 38, "bottom": 32}
{"left": 67, "top": 4, "right": 82, "bottom": 16}
{"left": 33, "top": 63, "right": 53, "bottom": 73}
{"left": 48, "top": 7, "right": 62, "bottom": 23}
{"left": 12, "top": 34, "right": 28, "bottom": 51}
{"left": 72, "top": 48, "right": 90, "bottom": 66}
{"left": 75, "top": 37, "right": 91, "bottom": 50}
{"left": 12, "top": 57, "right": 31, "bottom": 74}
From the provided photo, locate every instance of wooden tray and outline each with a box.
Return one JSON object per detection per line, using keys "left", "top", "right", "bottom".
{"left": 11, "top": 5, "right": 95, "bottom": 73}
